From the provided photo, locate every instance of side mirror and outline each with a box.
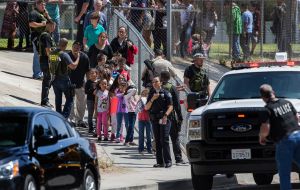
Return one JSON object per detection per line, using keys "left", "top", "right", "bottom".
{"left": 36, "top": 135, "right": 58, "bottom": 147}
{"left": 187, "top": 92, "right": 208, "bottom": 112}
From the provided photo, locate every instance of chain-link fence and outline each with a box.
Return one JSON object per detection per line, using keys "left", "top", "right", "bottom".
{"left": 170, "top": 0, "right": 300, "bottom": 63}
{"left": 0, "top": 0, "right": 75, "bottom": 49}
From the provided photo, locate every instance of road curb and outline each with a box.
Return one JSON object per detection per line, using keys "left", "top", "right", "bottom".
{"left": 102, "top": 175, "right": 237, "bottom": 190}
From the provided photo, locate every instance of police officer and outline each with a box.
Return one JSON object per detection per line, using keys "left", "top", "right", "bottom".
{"left": 259, "top": 84, "right": 300, "bottom": 190}
{"left": 52, "top": 38, "right": 80, "bottom": 118}
{"left": 184, "top": 53, "right": 211, "bottom": 96}
{"left": 160, "top": 71, "right": 186, "bottom": 165}
{"left": 38, "top": 20, "right": 56, "bottom": 107}
{"left": 145, "top": 76, "right": 173, "bottom": 168}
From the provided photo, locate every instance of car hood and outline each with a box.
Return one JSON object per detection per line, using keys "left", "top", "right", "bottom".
{"left": 0, "top": 146, "right": 27, "bottom": 164}
{"left": 191, "top": 99, "right": 300, "bottom": 116}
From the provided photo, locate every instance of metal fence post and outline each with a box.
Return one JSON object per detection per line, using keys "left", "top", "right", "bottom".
{"left": 167, "top": 0, "right": 172, "bottom": 61}
{"left": 138, "top": 40, "right": 142, "bottom": 93}
{"left": 71, "top": 2, "right": 74, "bottom": 41}
{"left": 260, "top": 0, "right": 264, "bottom": 58}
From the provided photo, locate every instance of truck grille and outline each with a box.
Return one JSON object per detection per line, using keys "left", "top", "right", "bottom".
{"left": 203, "top": 108, "right": 267, "bottom": 144}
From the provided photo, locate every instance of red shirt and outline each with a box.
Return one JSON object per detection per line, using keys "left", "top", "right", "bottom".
{"left": 138, "top": 109, "right": 150, "bottom": 121}
{"left": 126, "top": 45, "right": 138, "bottom": 65}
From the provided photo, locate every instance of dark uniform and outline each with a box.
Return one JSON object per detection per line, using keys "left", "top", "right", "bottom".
{"left": 39, "top": 32, "right": 55, "bottom": 106}
{"left": 162, "top": 82, "right": 184, "bottom": 163}
{"left": 262, "top": 99, "right": 300, "bottom": 190}
{"left": 52, "top": 50, "right": 74, "bottom": 118}
{"left": 184, "top": 64, "right": 209, "bottom": 94}
{"left": 147, "top": 88, "right": 173, "bottom": 166}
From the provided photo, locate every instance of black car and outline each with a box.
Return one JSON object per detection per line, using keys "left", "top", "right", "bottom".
{"left": 0, "top": 107, "right": 100, "bottom": 190}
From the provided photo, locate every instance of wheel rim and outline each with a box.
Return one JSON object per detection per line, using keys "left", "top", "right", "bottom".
{"left": 28, "top": 181, "right": 36, "bottom": 190}
{"left": 85, "top": 174, "right": 96, "bottom": 190}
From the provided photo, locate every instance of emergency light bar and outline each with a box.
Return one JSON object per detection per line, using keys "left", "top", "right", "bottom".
{"left": 232, "top": 61, "right": 300, "bottom": 70}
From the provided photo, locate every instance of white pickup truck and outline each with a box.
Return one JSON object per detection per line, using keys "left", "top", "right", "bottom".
{"left": 186, "top": 64, "right": 300, "bottom": 190}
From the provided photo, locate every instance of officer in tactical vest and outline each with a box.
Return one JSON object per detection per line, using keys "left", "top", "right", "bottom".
{"left": 184, "top": 53, "right": 211, "bottom": 97}
{"left": 52, "top": 38, "right": 80, "bottom": 118}
{"left": 160, "top": 71, "right": 187, "bottom": 165}
{"left": 145, "top": 76, "right": 173, "bottom": 168}
{"left": 38, "top": 20, "right": 56, "bottom": 107}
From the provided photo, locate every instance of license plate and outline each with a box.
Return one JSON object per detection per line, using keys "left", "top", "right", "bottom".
{"left": 231, "top": 149, "right": 251, "bottom": 159}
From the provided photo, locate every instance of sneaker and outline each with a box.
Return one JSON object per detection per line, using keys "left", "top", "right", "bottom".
{"left": 124, "top": 142, "right": 129, "bottom": 146}
{"left": 138, "top": 151, "right": 144, "bottom": 155}
{"left": 153, "top": 164, "right": 164, "bottom": 168}
{"left": 176, "top": 160, "right": 188, "bottom": 165}
{"left": 115, "top": 138, "right": 120, "bottom": 143}
{"left": 165, "top": 163, "right": 172, "bottom": 168}
{"left": 147, "top": 150, "right": 153, "bottom": 154}
{"left": 41, "top": 102, "right": 53, "bottom": 108}
{"left": 97, "top": 137, "right": 101, "bottom": 142}
{"left": 104, "top": 138, "right": 109, "bottom": 141}
{"left": 78, "top": 120, "right": 87, "bottom": 128}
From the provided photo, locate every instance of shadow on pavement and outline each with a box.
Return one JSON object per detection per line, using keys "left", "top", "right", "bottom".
{"left": 8, "top": 95, "right": 40, "bottom": 106}
{"left": 2, "top": 71, "right": 32, "bottom": 79}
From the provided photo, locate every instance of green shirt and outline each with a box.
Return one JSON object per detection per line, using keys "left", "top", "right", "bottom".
{"left": 226, "top": 5, "right": 242, "bottom": 35}
{"left": 46, "top": 3, "right": 60, "bottom": 20}
{"left": 84, "top": 24, "right": 105, "bottom": 48}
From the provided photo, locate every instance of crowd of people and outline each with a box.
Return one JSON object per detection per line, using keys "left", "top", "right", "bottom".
{"left": 1, "top": 0, "right": 212, "bottom": 168}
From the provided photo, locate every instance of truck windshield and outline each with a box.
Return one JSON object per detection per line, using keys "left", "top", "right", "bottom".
{"left": 211, "top": 71, "right": 300, "bottom": 103}
{"left": 0, "top": 116, "right": 28, "bottom": 147}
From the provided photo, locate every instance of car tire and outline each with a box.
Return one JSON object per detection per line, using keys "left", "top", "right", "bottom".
{"left": 82, "top": 169, "right": 97, "bottom": 190}
{"left": 252, "top": 173, "right": 273, "bottom": 185}
{"left": 191, "top": 165, "right": 213, "bottom": 190}
{"left": 24, "top": 174, "right": 37, "bottom": 190}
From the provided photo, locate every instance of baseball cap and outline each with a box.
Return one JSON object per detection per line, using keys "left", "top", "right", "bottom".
{"left": 72, "top": 40, "right": 82, "bottom": 47}
{"left": 193, "top": 53, "right": 206, "bottom": 59}
{"left": 36, "top": 0, "right": 45, "bottom": 4}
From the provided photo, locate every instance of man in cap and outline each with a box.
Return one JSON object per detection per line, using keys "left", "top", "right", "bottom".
{"left": 259, "top": 84, "right": 300, "bottom": 190}
{"left": 184, "top": 53, "right": 210, "bottom": 96}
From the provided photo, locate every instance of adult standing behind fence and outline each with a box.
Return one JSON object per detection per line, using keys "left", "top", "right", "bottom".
{"left": 52, "top": 38, "right": 80, "bottom": 118}
{"left": 271, "top": 0, "right": 290, "bottom": 55}
{"left": 224, "top": 0, "right": 242, "bottom": 62}
{"left": 16, "top": 1, "right": 31, "bottom": 50}
{"left": 153, "top": 0, "right": 167, "bottom": 56}
{"left": 201, "top": 0, "right": 217, "bottom": 57}
{"left": 68, "top": 41, "right": 90, "bottom": 127}
{"left": 84, "top": 0, "right": 107, "bottom": 31}
{"left": 145, "top": 76, "right": 173, "bottom": 168}
{"left": 240, "top": 3, "right": 253, "bottom": 61}
{"left": 74, "top": 0, "right": 94, "bottom": 43}
{"left": 259, "top": 84, "right": 300, "bottom": 190}
{"left": 179, "top": 0, "right": 194, "bottom": 59}
{"left": 29, "top": 0, "right": 51, "bottom": 80}
{"left": 250, "top": 2, "right": 261, "bottom": 56}
{"left": 46, "top": 0, "right": 64, "bottom": 45}
{"left": 129, "top": 0, "right": 147, "bottom": 32}
{"left": 1, "top": 0, "right": 18, "bottom": 50}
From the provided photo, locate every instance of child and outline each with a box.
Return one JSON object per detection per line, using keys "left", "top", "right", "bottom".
{"left": 191, "top": 32, "right": 209, "bottom": 57}
{"left": 96, "top": 53, "right": 107, "bottom": 72}
{"left": 95, "top": 78, "right": 110, "bottom": 141}
{"left": 137, "top": 89, "right": 152, "bottom": 153}
{"left": 124, "top": 83, "right": 138, "bottom": 146}
{"left": 115, "top": 81, "right": 129, "bottom": 143}
{"left": 85, "top": 68, "right": 98, "bottom": 134}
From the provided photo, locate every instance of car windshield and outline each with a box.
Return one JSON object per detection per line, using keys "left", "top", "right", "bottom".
{"left": 211, "top": 71, "right": 300, "bottom": 103}
{"left": 0, "top": 116, "right": 28, "bottom": 147}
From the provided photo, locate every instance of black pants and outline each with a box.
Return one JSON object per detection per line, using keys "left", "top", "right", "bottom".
{"left": 170, "top": 119, "right": 182, "bottom": 162}
{"left": 76, "top": 22, "right": 84, "bottom": 44}
{"left": 151, "top": 120, "right": 172, "bottom": 165}
{"left": 153, "top": 28, "right": 167, "bottom": 56}
{"left": 40, "top": 58, "right": 51, "bottom": 105}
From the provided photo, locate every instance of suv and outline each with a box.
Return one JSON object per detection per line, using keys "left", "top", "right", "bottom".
{"left": 186, "top": 64, "right": 300, "bottom": 190}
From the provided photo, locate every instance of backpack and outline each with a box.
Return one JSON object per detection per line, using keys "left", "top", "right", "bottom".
{"left": 189, "top": 66, "right": 208, "bottom": 93}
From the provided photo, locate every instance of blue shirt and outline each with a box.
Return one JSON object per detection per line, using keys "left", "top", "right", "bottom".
{"left": 242, "top": 10, "right": 253, "bottom": 33}
{"left": 84, "top": 24, "right": 105, "bottom": 48}
{"left": 46, "top": 3, "right": 60, "bottom": 20}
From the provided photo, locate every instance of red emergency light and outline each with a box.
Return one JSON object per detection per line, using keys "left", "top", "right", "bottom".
{"left": 232, "top": 61, "right": 300, "bottom": 70}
